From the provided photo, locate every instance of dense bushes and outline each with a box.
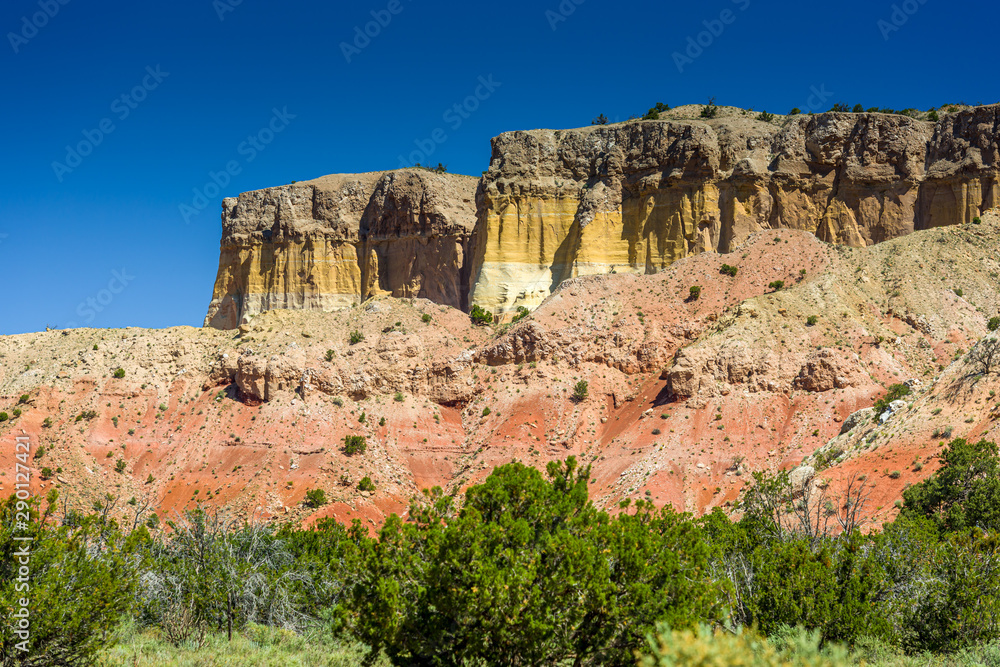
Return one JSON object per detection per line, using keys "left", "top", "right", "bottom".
{"left": 6, "top": 438, "right": 1000, "bottom": 665}
{"left": 349, "top": 460, "right": 726, "bottom": 666}
{"left": 0, "top": 497, "right": 136, "bottom": 665}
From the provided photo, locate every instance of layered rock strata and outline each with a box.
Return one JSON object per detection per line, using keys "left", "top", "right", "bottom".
{"left": 206, "top": 106, "right": 1000, "bottom": 326}
{"left": 204, "top": 170, "right": 477, "bottom": 329}
{"left": 470, "top": 106, "right": 1000, "bottom": 315}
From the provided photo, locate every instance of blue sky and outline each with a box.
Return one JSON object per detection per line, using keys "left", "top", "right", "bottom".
{"left": 1, "top": 0, "right": 993, "bottom": 335}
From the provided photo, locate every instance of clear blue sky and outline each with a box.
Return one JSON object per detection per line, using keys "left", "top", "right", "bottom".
{"left": 1, "top": 0, "right": 993, "bottom": 335}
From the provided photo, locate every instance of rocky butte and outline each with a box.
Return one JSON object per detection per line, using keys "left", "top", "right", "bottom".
{"left": 205, "top": 104, "right": 999, "bottom": 326}
{"left": 6, "top": 102, "right": 1000, "bottom": 530}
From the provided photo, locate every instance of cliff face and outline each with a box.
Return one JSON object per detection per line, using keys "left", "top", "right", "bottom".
{"left": 469, "top": 106, "right": 1000, "bottom": 315}
{"left": 204, "top": 170, "right": 477, "bottom": 330}
{"left": 206, "top": 106, "right": 1000, "bottom": 326}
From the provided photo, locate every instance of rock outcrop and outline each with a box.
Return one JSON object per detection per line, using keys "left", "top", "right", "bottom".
{"left": 470, "top": 106, "right": 999, "bottom": 316}
{"left": 204, "top": 170, "right": 477, "bottom": 329}
{"left": 206, "top": 105, "right": 1000, "bottom": 325}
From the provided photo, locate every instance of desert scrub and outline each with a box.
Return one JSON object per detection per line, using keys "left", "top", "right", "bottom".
{"left": 349, "top": 330, "right": 365, "bottom": 345}
{"left": 470, "top": 304, "right": 494, "bottom": 326}
{"left": 343, "top": 435, "right": 367, "bottom": 456}
{"left": 873, "top": 383, "right": 911, "bottom": 416}
{"left": 303, "top": 488, "right": 327, "bottom": 508}
{"left": 638, "top": 624, "right": 852, "bottom": 667}
{"left": 688, "top": 286, "right": 702, "bottom": 300}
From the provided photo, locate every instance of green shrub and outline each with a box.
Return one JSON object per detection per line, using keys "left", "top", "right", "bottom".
{"left": 700, "top": 98, "right": 719, "bottom": 118}
{"left": 989, "top": 317, "right": 1000, "bottom": 332}
{"left": 40, "top": 467, "right": 53, "bottom": 480}
{"left": 788, "top": 108, "right": 802, "bottom": 115}
{"left": 973, "top": 216, "right": 982, "bottom": 224}
{"left": 572, "top": 380, "right": 589, "bottom": 402}
{"left": 928, "top": 110, "right": 940, "bottom": 122}
{"left": 343, "top": 435, "right": 367, "bottom": 456}
{"left": 512, "top": 306, "right": 530, "bottom": 323}
{"left": 720, "top": 264, "right": 738, "bottom": 277}
{"left": 482, "top": 407, "right": 491, "bottom": 417}
{"left": 688, "top": 286, "right": 702, "bottom": 300}
{"left": 304, "top": 489, "right": 327, "bottom": 508}
{"left": 0, "top": 497, "right": 136, "bottom": 664}
{"left": 421, "top": 313, "right": 432, "bottom": 323}
{"left": 115, "top": 459, "right": 127, "bottom": 474}
{"left": 42, "top": 417, "right": 53, "bottom": 428}
{"left": 757, "top": 111, "right": 775, "bottom": 122}
{"left": 113, "top": 368, "right": 125, "bottom": 378}
{"left": 806, "top": 315, "right": 819, "bottom": 326}
{"left": 901, "top": 438, "right": 1000, "bottom": 534}
{"left": 768, "top": 280, "right": 785, "bottom": 291}
{"left": 332, "top": 397, "right": 344, "bottom": 407}
{"left": 643, "top": 109, "right": 660, "bottom": 120}
{"left": 638, "top": 624, "right": 853, "bottom": 667}
{"left": 358, "top": 411, "right": 366, "bottom": 424}
{"left": 591, "top": 114, "right": 609, "bottom": 125}
{"left": 349, "top": 330, "right": 365, "bottom": 345}
{"left": 18, "top": 394, "right": 29, "bottom": 404}
{"left": 873, "top": 383, "right": 912, "bottom": 416}
{"left": 393, "top": 392, "right": 404, "bottom": 402}
{"left": 34, "top": 446, "right": 45, "bottom": 459}
{"left": 0, "top": 412, "right": 7, "bottom": 422}
{"left": 470, "top": 304, "right": 494, "bottom": 326}
{"left": 357, "top": 476, "right": 375, "bottom": 492}
{"left": 325, "top": 349, "right": 335, "bottom": 362}
{"left": 353, "top": 459, "right": 728, "bottom": 666}
{"left": 954, "top": 288, "right": 964, "bottom": 297}
{"left": 12, "top": 409, "right": 21, "bottom": 419}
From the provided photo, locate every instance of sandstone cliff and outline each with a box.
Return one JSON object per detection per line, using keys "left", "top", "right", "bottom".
{"left": 205, "top": 105, "right": 999, "bottom": 326}
{"left": 204, "top": 170, "right": 477, "bottom": 329}
{"left": 469, "top": 105, "right": 999, "bottom": 316}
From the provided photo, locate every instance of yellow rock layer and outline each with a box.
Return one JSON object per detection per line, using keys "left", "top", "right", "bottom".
{"left": 471, "top": 186, "right": 720, "bottom": 314}
{"left": 204, "top": 238, "right": 363, "bottom": 329}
